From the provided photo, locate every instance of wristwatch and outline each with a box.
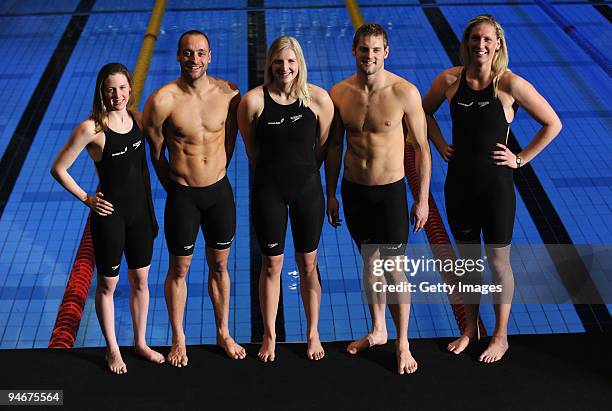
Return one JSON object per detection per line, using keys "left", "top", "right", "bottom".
{"left": 516, "top": 153, "right": 522, "bottom": 168}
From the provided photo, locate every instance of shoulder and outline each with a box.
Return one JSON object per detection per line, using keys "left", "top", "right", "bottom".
{"left": 389, "top": 73, "right": 419, "bottom": 97}
{"left": 498, "top": 69, "right": 527, "bottom": 94}
{"left": 148, "top": 82, "right": 179, "bottom": 108}
{"left": 241, "top": 86, "right": 264, "bottom": 110}
{"left": 307, "top": 83, "right": 332, "bottom": 105}
{"left": 75, "top": 119, "right": 97, "bottom": 137}
{"left": 330, "top": 77, "right": 355, "bottom": 101}
{"left": 434, "top": 66, "right": 463, "bottom": 89}
{"left": 210, "top": 76, "right": 240, "bottom": 97}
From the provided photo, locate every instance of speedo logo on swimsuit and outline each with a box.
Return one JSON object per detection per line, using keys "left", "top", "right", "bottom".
{"left": 112, "top": 264, "right": 120, "bottom": 271}
{"left": 290, "top": 114, "right": 302, "bottom": 123}
{"left": 112, "top": 146, "right": 128, "bottom": 157}
{"left": 132, "top": 140, "right": 142, "bottom": 149}
{"left": 267, "top": 243, "right": 278, "bottom": 248}
{"left": 457, "top": 101, "right": 474, "bottom": 107}
{"left": 478, "top": 101, "right": 490, "bottom": 108}
{"left": 183, "top": 244, "right": 194, "bottom": 251}
{"left": 217, "top": 240, "right": 232, "bottom": 246}
{"left": 267, "top": 118, "right": 284, "bottom": 125}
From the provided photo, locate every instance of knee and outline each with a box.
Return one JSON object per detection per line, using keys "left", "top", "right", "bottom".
{"left": 96, "top": 278, "right": 116, "bottom": 295}
{"left": 298, "top": 259, "right": 317, "bottom": 276}
{"left": 169, "top": 261, "right": 190, "bottom": 279}
{"left": 208, "top": 260, "right": 228, "bottom": 278}
{"left": 262, "top": 257, "right": 283, "bottom": 279}
{"left": 488, "top": 258, "right": 511, "bottom": 277}
{"left": 129, "top": 275, "right": 148, "bottom": 292}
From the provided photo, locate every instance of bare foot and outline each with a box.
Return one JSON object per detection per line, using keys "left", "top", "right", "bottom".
{"left": 479, "top": 335, "right": 509, "bottom": 363}
{"left": 258, "top": 334, "right": 276, "bottom": 362}
{"left": 167, "top": 341, "right": 188, "bottom": 367}
{"left": 447, "top": 331, "right": 478, "bottom": 355}
{"left": 135, "top": 344, "right": 165, "bottom": 364}
{"left": 347, "top": 329, "right": 387, "bottom": 355}
{"left": 307, "top": 334, "right": 325, "bottom": 361}
{"left": 396, "top": 340, "right": 418, "bottom": 375}
{"left": 217, "top": 335, "right": 246, "bottom": 360}
{"left": 106, "top": 348, "right": 127, "bottom": 375}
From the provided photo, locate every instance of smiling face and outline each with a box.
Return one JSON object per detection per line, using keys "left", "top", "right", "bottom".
{"left": 270, "top": 47, "right": 299, "bottom": 86}
{"left": 102, "top": 73, "right": 131, "bottom": 112}
{"left": 466, "top": 23, "right": 500, "bottom": 67}
{"left": 352, "top": 35, "right": 388, "bottom": 76}
{"left": 177, "top": 33, "right": 211, "bottom": 82}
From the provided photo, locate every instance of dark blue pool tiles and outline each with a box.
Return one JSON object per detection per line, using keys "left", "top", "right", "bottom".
{"left": 0, "top": 14, "right": 72, "bottom": 158}
{"left": 0, "top": 0, "right": 79, "bottom": 15}
{"left": 0, "top": 11, "right": 152, "bottom": 349}
{"left": 552, "top": 3, "right": 611, "bottom": 63}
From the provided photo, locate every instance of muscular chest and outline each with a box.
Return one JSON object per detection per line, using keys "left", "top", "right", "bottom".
{"left": 168, "top": 96, "right": 228, "bottom": 138}
{"left": 341, "top": 92, "right": 403, "bottom": 133}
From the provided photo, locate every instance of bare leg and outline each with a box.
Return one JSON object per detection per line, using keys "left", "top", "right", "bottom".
{"left": 258, "top": 254, "right": 283, "bottom": 362}
{"left": 95, "top": 274, "right": 126, "bottom": 374}
{"left": 385, "top": 264, "right": 417, "bottom": 374}
{"left": 447, "top": 239, "right": 482, "bottom": 354}
{"left": 296, "top": 250, "right": 324, "bottom": 360}
{"left": 165, "top": 254, "right": 191, "bottom": 367}
{"left": 388, "top": 303, "right": 417, "bottom": 375}
{"left": 206, "top": 247, "right": 245, "bottom": 360}
{"left": 127, "top": 266, "right": 164, "bottom": 364}
{"left": 479, "top": 244, "right": 514, "bottom": 363}
{"left": 348, "top": 250, "right": 388, "bottom": 355}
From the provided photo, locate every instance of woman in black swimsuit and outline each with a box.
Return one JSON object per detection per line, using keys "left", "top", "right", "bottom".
{"left": 238, "top": 36, "right": 334, "bottom": 362}
{"left": 51, "top": 63, "right": 164, "bottom": 374}
{"left": 423, "top": 15, "right": 561, "bottom": 362}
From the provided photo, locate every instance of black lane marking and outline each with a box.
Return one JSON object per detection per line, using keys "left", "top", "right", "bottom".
{"left": 0, "top": 0, "right": 93, "bottom": 218}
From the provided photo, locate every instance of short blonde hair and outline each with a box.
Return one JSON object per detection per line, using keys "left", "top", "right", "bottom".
{"left": 460, "top": 15, "right": 509, "bottom": 97}
{"left": 264, "top": 36, "right": 310, "bottom": 107}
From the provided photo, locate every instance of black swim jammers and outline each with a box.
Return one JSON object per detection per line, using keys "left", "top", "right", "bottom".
{"left": 341, "top": 177, "right": 409, "bottom": 256}
{"left": 164, "top": 176, "right": 236, "bottom": 256}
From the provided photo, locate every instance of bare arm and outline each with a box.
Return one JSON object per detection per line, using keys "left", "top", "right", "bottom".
{"left": 312, "top": 87, "right": 335, "bottom": 167}
{"left": 324, "top": 90, "right": 345, "bottom": 227}
{"left": 402, "top": 83, "right": 431, "bottom": 232}
{"left": 422, "top": 68, "right": 460, "bottom": 161}
{"left": 492, "top": 73, "right": 562, "bottom": 168}
{"left": 225, "top": 91, "right": 241, "bottom": 167}
{"left": 237, "top": 89, "right": 262, "bottom": 169}
{"left": 50, "top": 121, "right": 114, "bottom": 216}
{"left": 143, "top": 91, "right": 172, "bottom": 190}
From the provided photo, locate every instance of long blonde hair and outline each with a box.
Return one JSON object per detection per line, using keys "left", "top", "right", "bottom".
{"left": 460, "top": 15, "right": 509, "bottom": 97}
{"left": 90, "top": 63, "right": 134, "bottom": 133}
{"left": 264, "top": 36, "right": 310, "bottom": 107}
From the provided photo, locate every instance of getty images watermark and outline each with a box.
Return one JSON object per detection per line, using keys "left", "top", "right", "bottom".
{"left": 359, "top": 243, "right": 612, "bottom": 305}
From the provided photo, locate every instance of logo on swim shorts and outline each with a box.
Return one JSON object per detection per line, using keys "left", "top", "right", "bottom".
{"left": 267, "top": 118, "right": 284, "bottom": 125}
{"left": 217, "top": 239, "right": 232, "bottom": 246}
{"left": 457, "top": 101, "right": 473, "bottom": 107}
{"left": 267, "top": 243, "right": 278, "bottom": 248}
{"left": 112, "top": 264, "right": 120, "bottom": 271}
{"left": 290, "top": 114, "right": 302, "bottom": 123}
{"left": 183, "top": 244, "right": 194, "bottom": 251}
{"left": 478, "top": 101, "right": 490, "bottom": 108}
{"left": 132, "top": 140, "right": 142, "bottom": 149}
{"left": 112, "top": 146, "right": 128, "bottom": 157}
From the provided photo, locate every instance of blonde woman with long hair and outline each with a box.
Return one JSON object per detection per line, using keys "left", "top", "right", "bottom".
{"left": 238, "top": 36, "right": 334, "bottom": 362}
{"left": 423, "top": 15, "right": 561, "bottom": 362}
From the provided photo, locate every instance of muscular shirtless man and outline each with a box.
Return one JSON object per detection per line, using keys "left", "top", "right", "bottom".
{"left": 325, "top": 23, "right": 431, "bottom": 375}
{"left": 143, "top": 30, "right": 245, "bottom": 367}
